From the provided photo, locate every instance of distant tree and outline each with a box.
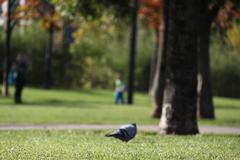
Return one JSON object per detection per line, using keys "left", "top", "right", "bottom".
{"left": 1, "top": 0, "right": 13, "bottom": 96}
{"left": 138, "top": 0, "right": 165, "bottom": 118}
{"left": 38, "top": 1, "right": 57, "bottom": 88}
{"left": 159, "top": 0, "right": 200, "bottom": 135}
{"left": 197, "top": 0, "right": 240, "bottom": 119}
{"left": 127, "top": 0, "right": 138, "bottom": 104}
{"left": 196, "top": 0, "right": 220, "bottom": 119}
{"left": 43, "top": 0, "right": 130, "bottom": 88}
{"left": 0, "top": 0, "right": 38, "bottom": 96}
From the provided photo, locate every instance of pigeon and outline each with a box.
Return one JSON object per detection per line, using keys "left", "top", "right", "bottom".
{"left": 105, "top": 123, "right": 137, "bottom": 142}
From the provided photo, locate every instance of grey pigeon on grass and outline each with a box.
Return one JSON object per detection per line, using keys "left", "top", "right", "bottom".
{"left": 105, "top": 123, "right": 137, "bottom": 142}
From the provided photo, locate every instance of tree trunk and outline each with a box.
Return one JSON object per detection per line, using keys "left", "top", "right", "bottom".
{"left": 150, "top": 28, "right": 166, "bottom": 118}
{"left": 159, "top": 0, "right": 199, "bottom": 135}
{"left": 127, "top": 0, "right": 138, "bottom": 104}
{"left": 2, "top": 0, "right": 12, "bottom": 96}
{"left": 149, "top": 28, "right": 160, "bottom": 94}
{"left": 197, "top": 2, "right": 215, "bottom": 119}
{"left": 44, "top": 27, "right": 54, "bottom": 89}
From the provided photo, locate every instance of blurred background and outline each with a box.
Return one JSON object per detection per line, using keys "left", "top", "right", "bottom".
{"left": 0, "top": 0, "right": 239, "bottom": 97}
{"left": 0, "top": 0, "right": 239, "bottom": 128}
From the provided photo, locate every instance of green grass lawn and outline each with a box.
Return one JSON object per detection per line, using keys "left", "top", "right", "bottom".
{"left": 0, "top": 130, "right": 239, "bottom": 160}
{"left": 0, "top": 87, "right": 240, "bottom": 126}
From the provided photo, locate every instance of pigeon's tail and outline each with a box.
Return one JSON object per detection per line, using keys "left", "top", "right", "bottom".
{"left": 105, "top": 133, "right": 114, "bottom": 137}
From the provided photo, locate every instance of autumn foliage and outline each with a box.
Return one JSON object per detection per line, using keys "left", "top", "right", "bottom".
{"left": 138, "top": 0, "right": 163, "bottom": 30}
{"left": 216, "top": 0, "right": 240, "bottom": 30}
{"left": 0, "top": 0, "right": 62, "bottom": 31}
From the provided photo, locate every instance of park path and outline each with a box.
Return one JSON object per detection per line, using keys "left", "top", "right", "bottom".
{"left": 0, "top": 124, "right": 240, "bottom": 134}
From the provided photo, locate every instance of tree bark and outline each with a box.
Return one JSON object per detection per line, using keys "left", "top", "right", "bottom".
{"left": 159, "top": 0, "right": 199, "bottom": 135}
{"left": 197, "top": 2, "right": 215, "bottom": 119}
{"left": 150, "top": 28, "right": 166, "bottom": 118}
{"left": 43, "top": 26, "right": 54, "bottom": 89}
{"left": 127, "top": 0, "right": 138, "bottom": 104}
{"left": 2, "top": 0, "right": 12, "bottom": 96}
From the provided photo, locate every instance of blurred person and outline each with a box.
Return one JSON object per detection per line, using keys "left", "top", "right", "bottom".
{"left": 14, "top": 53, "right": 28, "bottom": 104}
{"left": 8, "top": 62, "right": 17, "bottom": 86}
{"left": 114, "top": 73, "right": 125, "bottom": 104}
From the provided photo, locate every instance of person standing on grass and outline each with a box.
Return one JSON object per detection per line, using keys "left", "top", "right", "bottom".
{"left": 14, "top": 53, "right": 28, "bottom": 104}
{"left": 114, "top": 73, "right": 125, "bottom": 104}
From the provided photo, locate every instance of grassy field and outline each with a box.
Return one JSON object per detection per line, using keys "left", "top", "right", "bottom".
{"left": 0, "top": 87, "right": 240, "bottom": 126}
{"left": 0, "top": 130, "right": 239, "bottom": 160}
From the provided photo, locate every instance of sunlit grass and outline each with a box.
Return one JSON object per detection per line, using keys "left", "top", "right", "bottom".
{"left": 0, "top": 87, "right": 239, "bottom": 126}
{"left": 0, "top": 130, "right": 239, "bottom": 160}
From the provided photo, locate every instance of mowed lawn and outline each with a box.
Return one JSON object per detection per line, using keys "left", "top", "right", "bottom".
{"left": 0, "top": 87, "right": 240, "bottom": 126}
{"left": 0, "top": 130, "right": 239, "bottom": 160}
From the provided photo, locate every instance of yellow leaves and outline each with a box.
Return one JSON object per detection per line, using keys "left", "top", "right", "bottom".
{"left": 73, "top": 15, "right": 116, "bottom": 41}
{"left": 227, "top": 23, "right": 240, "bottom": 52}
{"left": 85, "top": 56, "right": 94, "bottom": 66}
{"left": 52, "top": 14, "right": 60, "bottom": 22}
{"left": 72, "top": 20, "right": 90, "bottom": 39}
{"left": 40, "top": 13, "right": 63, "bottom": 30}
{"left": 73, "top": 27, "right": 85, "bottom": 40}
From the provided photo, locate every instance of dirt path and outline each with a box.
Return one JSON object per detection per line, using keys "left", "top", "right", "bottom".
{"left": 0, "top": 124, "right": 239, "bottom": 134}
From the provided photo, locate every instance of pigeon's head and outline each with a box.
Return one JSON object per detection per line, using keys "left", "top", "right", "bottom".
{"left": 132, "top": 123, "right": 137, "bottom": 127}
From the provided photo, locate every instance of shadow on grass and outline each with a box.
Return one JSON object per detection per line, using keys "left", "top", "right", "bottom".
{"left": 28, "top": 87, "right": 113, "bottom": 97}
{"left": 0, "top": 98, "right": 115, "bottom": 109}
{"left": 216, "top": 105, "right": 240, "bottom": 110}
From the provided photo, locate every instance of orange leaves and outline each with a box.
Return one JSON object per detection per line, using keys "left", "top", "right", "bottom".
{"left": 1, "top": 0, "right": 41, "bottom": 22}
{"left": 25, "top": 0, "right": 40, "bottom": 7}
{"left": 139, "top": 0, "right": 161, "bottom": 8}
{"left": 138, "top": 0, "right": 163, "bottom": 30}
{"left": 0, "top": 0, "right": 63, "bottom": 32}
{"left": 41, "top": 13, "right": 62, "bottom": 30}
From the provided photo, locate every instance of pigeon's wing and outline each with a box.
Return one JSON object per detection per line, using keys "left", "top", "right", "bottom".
{"left": 119, "top": 128, "right": 131, "bottom": 142}
{"left": 105, "top": 129, "right": 120, "bottom": 137}
{"left": 105, "top": 129, "right": 126, "bottom": 141}
{"left": 120, "top": 124, "right": 137, "bottom": 140}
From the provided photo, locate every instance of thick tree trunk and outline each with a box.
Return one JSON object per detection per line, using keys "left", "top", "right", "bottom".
{"left": 44, "top": 27, "right": 54, "bottom": 89}
{"left": 197, "top": 2, "right": 215, "bottom": 119}
{"left": 127, "top": 0, "right": 138, "bottom": 104}
{"left": 2, "top": 0, "right": 12, "bottom": 96}
{"left": 150, "top": 28, "right": 166, "bottom": 118}
{"left": 159, "top": 0, "right": 199, "bottom": 135}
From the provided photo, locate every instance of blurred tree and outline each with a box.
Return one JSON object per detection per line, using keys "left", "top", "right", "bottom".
{"left": 1, "top": 0, "right": 13, "bottom": 96}
{"left": 138, "top": 0, "right": 165, "bottom": 118}
{"left": 0, "top": 0, "right": 38, "bottom": 96}
{"left": 38, "top": 1, "right": 59, "bottom": 88}
{"left": 42, "top": 0, "right": 130, "bottom": 88}
{"left": 197, "top": 0, "right": 240, "bottom": 119}
{"left": 159, "top": 0, "right": 199, "bottom": 135}
{"left": 196, "top": 0, "right": 221, "bottom": 120}
{"left": 138, "top": 0, "right": 163, "bottom": 91}
{"left": 127, "top": 0, "right": 138, "bottom": 104}
{"left": 69, "top": 14, "right": 117, "bottom": 88}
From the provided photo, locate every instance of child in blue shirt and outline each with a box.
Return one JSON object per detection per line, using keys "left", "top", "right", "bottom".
{"left": 114, "top": 74, "right": 125, "bottom": 104}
